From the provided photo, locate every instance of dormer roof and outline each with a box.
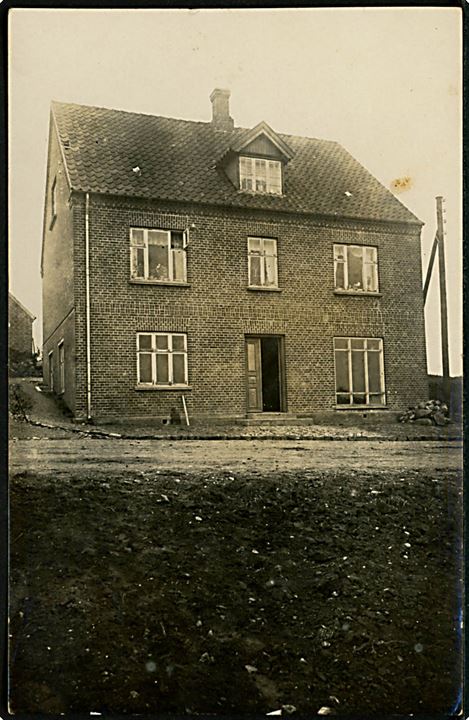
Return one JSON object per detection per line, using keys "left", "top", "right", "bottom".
{"left": 229, "top": 121, "right": 294, "bottom": 161}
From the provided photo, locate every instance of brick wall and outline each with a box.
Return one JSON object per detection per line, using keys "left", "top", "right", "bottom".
{"left": 68, "top": 193, "right": 427, "bottom": 422}
{"left": 9, "top": 297, "right": 34, "bottom": 357}
{"left": 42, "top": 117, "right": 75, "bottom": 406}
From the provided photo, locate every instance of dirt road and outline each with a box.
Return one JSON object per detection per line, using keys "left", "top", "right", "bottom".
{"left": 9, "top": 437, "right": 462, "bottom": 475}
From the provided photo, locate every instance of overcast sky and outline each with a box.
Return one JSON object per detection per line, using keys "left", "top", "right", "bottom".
{"left": 9, "top": 7, "right": 462, "bottom": 375}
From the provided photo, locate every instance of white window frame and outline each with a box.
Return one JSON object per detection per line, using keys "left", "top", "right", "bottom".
{"left": 247, "top": 237, "right": 279, "bottom": 288}
{"left": 333, "top": 244, "right": 379, "bottom": 293}
{"left": 58, "top": 340, "right": 65, "bottom": 394}
{"left": 48, "top": 350, "right": 54, "bottom": 392}
{"left": 130, "top": 228, "right": 188, "bottom": 283}
{"left": 334, "top": 337, "right": 386, "bottom": 407}
{"left": 136, "top": 332, "right": 188, "bottom": 387}
{"left": 239, "top": 156, "right": 282, "bottom": 195}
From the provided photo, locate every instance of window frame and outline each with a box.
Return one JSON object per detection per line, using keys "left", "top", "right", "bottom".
{"left": 58, "top": 339, "right": 65, "bottom": 395}
{"left": 247, "top": 236, "right": 279, "bottom": 289}
{"left": 333, "top": 337, "right": 386, "bottom": 407}
{"left": 239, "top": 156, "right": 283, "bottom": 195}
{"left": 130, "top": 228, "right": 188, "bottom": 284}
{"left": 333, "top": 243, "right": 379, "bottom": 294}
{"left": 136, "top": 332, "right": 189, "bottom": 388}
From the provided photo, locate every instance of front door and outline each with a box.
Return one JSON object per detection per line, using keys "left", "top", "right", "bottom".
{"left": 246, "top": 338, "right": 263, "bottom": 412}
{"left": 245, "top": 336, "right": 284, "bottom": 413}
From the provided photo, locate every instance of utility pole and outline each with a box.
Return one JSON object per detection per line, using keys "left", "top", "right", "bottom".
{"left": 436, "top": 196, "right": 450, "bottom": 383}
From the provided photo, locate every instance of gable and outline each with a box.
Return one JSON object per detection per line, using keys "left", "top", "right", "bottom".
{"left": 241, "top": 135, "right": 285, "bottom": 160}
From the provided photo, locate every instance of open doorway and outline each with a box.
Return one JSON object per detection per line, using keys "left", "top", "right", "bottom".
{"left": 245, "top": 336, "right": 285, "bottom": 412}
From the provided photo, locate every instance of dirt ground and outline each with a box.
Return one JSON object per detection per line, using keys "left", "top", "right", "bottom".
{"left": 9, "top": 430, "right": 463, "bottom": 717}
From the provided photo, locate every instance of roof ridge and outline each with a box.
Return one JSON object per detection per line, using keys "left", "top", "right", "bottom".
{"left": 51, "top": 101, "right": 337, "bottom": 145}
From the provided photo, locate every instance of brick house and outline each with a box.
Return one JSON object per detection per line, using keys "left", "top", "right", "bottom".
{"left": 9, "top": 292, "right": 36, "bottom": 359}
{"left": 41, "top": 89, "right": 428, "bottom": 422}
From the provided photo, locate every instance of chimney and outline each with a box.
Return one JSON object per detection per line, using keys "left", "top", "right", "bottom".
{"left": 210, "top": 88, "right": 234, "bottom": 130}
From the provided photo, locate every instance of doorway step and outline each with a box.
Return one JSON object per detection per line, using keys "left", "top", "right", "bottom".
{"left": 236, "top": 412, "right": 302, "bottom": 426}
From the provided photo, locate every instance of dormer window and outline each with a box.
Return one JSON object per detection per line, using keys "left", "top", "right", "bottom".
{"left": 239, "top": 156, "right": 282, "bottom": 195}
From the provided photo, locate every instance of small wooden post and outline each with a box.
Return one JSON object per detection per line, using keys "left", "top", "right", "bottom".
{"left": 181, "top": 394, "right": 190, "bottom": 426}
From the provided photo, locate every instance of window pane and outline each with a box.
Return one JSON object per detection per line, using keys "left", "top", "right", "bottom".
{"left": 173, "top": 354, "right": 185, "bottom": 384}
{"left": 351, "top": 350, "right": 366, "bottom": 392}
{"left": 263, "top": 239, "right": 276, "bottom": 255}
{"left": 148, "top": 243, "right": 169, "bottom": 280}
{"left": 367, "top": 339, "right": 381, "bottom": 351}
{"left": 352, "top": 394, "right": 367, "bottom": 405}
{"left": 335, "top": 260, "right": 345, "bottom": 289}
{"left": 364, "top": 262, "right": 378, "bottom": 292}
{"left": 255, "top": 159, "right": 267, "bottom": 192}
{"left": 131, "top": 229, "right": 144, "bottom": 246}
{"left": 335, "top": 350, "right": 349, "bottom": 393}
{"left": 249, "top": 255, "right": 262, "bottom": 286}
{"left": 139, "top": 353, "right": 152, "bottom": 383}
{"left": 138, "top": 334, "right": 152, "bottom": 350}
{"left": 265, "top": 255, "right": 277, "bottom": 286}
{"left": 337, "top": 393, "right": 350, "bottom": 405}
{"left": 369, "top": 393, "right": 385, "bottom": 405}
{"left": 364, "top": 247, "right": 377, "bottom": 262}
{"left": 351, "top": 339, "right": 365, "bottom": 350}
{"left": 156, "top": 335, "right": 168, "bottom": 350}
{"left": 172, "top": 335, "right": 185, "bottom": 352}
{"left": 347, "top": 246, "right": 363, "bottom": 289}
{"left": 171, "top": 231, "right": 184, "bottom": 249}
{"left": 367, "top": 351, "right": 382, "bottom": 394}
{"left": 249, "top": 237, "right": 261, "bottom": 252}
{"left": 131, "top": 247, "right": 145, "bottom": 278}
{"left": 172, "top": 249, "right": 186, "bottom": 281}
{"left": 156, "top": 354, "right": 169, "bottom": 383}
{"left": 334, "top": 338, "right": 348, "bottom": 350}
{"left": 267, "top": 161, "right": 281, "bottom": 194}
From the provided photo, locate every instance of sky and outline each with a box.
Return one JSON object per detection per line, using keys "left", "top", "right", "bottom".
{"left": 8, "top": 7, "right": 462, "bottom": 375}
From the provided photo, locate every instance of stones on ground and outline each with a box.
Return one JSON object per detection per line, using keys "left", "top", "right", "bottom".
{"left": 398, "top": 399, "right": 450, "bottom": 425}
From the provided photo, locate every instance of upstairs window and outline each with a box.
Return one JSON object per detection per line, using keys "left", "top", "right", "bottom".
{"left": 239, "top": 156, "right": 282, "bottom": 195}
{"left": 137, "top": 332, "right": 188, "bottom": 387}
{"left": 131, "top": 228, "right": 187, "bottom": 283}
{"left": 248, "top": 237, "right": 278, "bottom": 288}
{"left": 334, "top": 337, "right": 385, "bottom": 406}
{"left": 334, "top": 244, "right": 378, "bottom": 293}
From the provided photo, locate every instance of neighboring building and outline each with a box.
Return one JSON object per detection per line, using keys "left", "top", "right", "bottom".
{"left": 9, "top": 292, "right": 36, "bottom": 358}
{"left": 41, "top": 89, "right": 428, "bottom": 422}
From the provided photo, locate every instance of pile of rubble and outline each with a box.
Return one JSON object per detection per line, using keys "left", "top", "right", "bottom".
{"left": 398, "top": 399, "right": 450, "bottom": 426}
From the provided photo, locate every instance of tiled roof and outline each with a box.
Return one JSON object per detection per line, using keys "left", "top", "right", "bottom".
{"left": 52, "top": 101, "right": 422, "bottom": 226}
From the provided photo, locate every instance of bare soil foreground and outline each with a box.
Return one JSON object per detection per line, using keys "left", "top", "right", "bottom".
{"left": 9, "top": 438, "right": 463, "bottom": 717}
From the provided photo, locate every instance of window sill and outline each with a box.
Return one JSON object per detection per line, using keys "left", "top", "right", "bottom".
{"left": 335, "top": 405, "right": 389, "bottom": 410}
{"left": 334, "top": 290, "right": 382, "bottom": 297}
{"left": 247, "top": 286, "right": 282, "bottom": 292}
{"left": 238, "top": 189, "right": 283, "bottom": 197}
{"left": 135, "top": 385, "right": 192, "bottom": 392}
{"left": 130, "top": 279, "right": 190, "bottom": 287}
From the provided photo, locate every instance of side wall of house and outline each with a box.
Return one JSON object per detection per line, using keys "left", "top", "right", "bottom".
{"left": 41, "top": 119, "right": 77, "bottom": 412}
{"left": 9, "top": 299, "right": 34, "bottom": 356}
{"left": 82, "top": 195, "right": 427, "bottom": 422}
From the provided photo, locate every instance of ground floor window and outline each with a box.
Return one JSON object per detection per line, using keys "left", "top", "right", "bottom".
{"left": 137, "top": 332, "right": 188, "bottom": 387}
{"left": 58, "top": 340, "right": 65, "bottom": 394}
{"left": 334, "top": 337, "right": 385, "bottom": 406}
